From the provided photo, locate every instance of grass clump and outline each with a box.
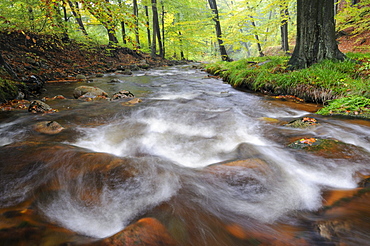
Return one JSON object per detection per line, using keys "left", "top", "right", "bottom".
{"left": 205, "top": 54, "right": 370, "bottom": 104}
{"left": 317, "top": 95, "right": 370, "bottom": 117}
{"left": 205, "top": 54, "right": 370, "bottom": 118}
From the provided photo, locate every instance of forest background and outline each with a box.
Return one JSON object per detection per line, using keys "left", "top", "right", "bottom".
{"left": 0, "top": 0, "right": 369, "bottom": 116}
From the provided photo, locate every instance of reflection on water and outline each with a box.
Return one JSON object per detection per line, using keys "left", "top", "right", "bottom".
{"left": 0, "top": 65, "right": 370, "bottom": 245}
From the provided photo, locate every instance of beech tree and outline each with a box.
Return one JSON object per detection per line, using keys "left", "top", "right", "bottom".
{"left": 208, "top": 0, "right": 231, "bottom": 61}
{"left": 151, "top": 0, "right": 163, "bottom": 58}
{"left": 288, "top": 0, "right": 345, "bottom": 69}
{"left": 279, "top": 0, "right": 289, "bottom": 53}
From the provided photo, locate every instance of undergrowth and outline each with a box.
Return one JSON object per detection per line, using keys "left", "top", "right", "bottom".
{"left": 205, "top": 54, "right": 370, "bottom": 117}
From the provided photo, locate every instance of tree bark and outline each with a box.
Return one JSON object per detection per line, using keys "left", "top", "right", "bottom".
{"left": 161, "top": 1, "right": 165, "bottom": 58}
{"left": 288, "top": 0, "right": 345, "bottom": 69}
{"left": 121, "top": 21, "right": 127, "bottom": 44}
{"left": 145, "top": 6, "right": 151, "bottom": 49}
{"left": 151, "top": 0, "right": 163, "bottom": 58}
{"left": 133, "top": 0, "right": 140, "bottom": 49}
{"left": 208, "top": 0, "right": 231, "bottom": 61}
{"left": 280, "top": 1, "right": 289, "bottom": 53}
{"left": 250, "top": 18, "right": 264, "bottom": 57}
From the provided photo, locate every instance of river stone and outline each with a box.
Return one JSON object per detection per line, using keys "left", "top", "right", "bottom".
{"left": 28, "top": 100, "right": 53, "bottom": 113}
{"left": 112, "top": 90, "right": 135, "bottom": 100}
{"left": 288, "top": 138, "right": 369, "bottom": 160}
{"left": 33, "top": 121, "right": 64, "bottom": 135}
{"left": 73, "top": 86, "right": 108, "bottom": 99}
{"left": 93, "top": 217, "right": 176, "bottom": 246}
{"left": 284, "top": 117, "right": 319, "bottom": 128}
{"left": 316, "top": 190, "right": 370, "bottom": 245}
{"left": 76, "top": 74, "right": 87, "bottom": 81}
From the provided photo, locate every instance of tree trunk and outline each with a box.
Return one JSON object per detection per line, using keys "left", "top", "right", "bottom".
{"left": 67, "top": 1, "right": 89, "bottom": 36}
{"left": 250, "top": 19, "right": 264, "bottom": 57}
{"left": 288, "top": 0, "right": 345, "bottom": 69}
{"left": 161, "top": 1, "right": 165, "bottom": 58}
{"left": 178, "top": 31, "right": 185, "bottom": 60}
{"left": 121, "top": 21, "right": 127, "bottom": 45}
{"left": 207, "top": 0, "right": 231, "bottom": 61}
{"left": 145, "top": 6, "right": 151, "bottom": 49}
{"left": 107, "top": 28, "right": 119, "bottom": 45}
{"left": 133, "top": 0, "right": 140, "bottom": 49}
{"left": 280, "top": 1, "right": 289, "bottom": 53}
{"left": 151, "top": 0, "right": 163, "bottom": 58}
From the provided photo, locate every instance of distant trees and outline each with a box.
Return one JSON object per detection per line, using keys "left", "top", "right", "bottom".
{"left": 0, "top": 0, "right": 367, "bottom": 61}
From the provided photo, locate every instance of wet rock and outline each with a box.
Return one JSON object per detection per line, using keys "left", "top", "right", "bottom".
{"left": 204, "top": 159, "right": 273, "bottom": 201}
{"left": 76, "top": 74, "right": 87, "bottom": 82}
{"left": 316, "top": 190, "right": 370, "bottom": 245}
{"left": 288, "top": 138, "right": 369, "bottom": 159}
{"left": 119, "top": 69, "right": 133, "bottom": 75}
{"left": 258, "top": 117, "right": 280, "bottom": 124}
{"left": 284, "top": 117, "right": 319, "bottom": 128}
{"left": 24, "top": 75, "right": 45, "bottom": 94}
{"left": 73, "top": 86, "right": 109, "bottom": 99}
{"left": 130, "top": 64, "right": 140, "bottom": 71}
{"left": 95, "top": 73, "right": 104, "bottom": 77}
{"left": 112, "top": 90, "right": 135, "bottom": 100}
{"left": 121, "top": 98, "right": 142, "bottom": 106}
{"left": 93, "top": 217, "right": 176, "bottom": 246}
{"left": 28, "top": 100, "right": 55, "bottom": 113}
{"left": 108, "top": 78, "right": 123, "bottom": 83}
{"left": 33, "top": 121, "right": 65, "bottom": 135}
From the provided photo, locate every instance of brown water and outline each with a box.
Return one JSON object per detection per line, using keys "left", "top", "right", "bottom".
{"left": 1, "top": 65, "right": 370, "bottom": 245}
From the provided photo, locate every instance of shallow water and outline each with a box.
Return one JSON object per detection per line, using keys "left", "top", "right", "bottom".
{"left": 0, "top": 64, "right": 370, "bottom": 245}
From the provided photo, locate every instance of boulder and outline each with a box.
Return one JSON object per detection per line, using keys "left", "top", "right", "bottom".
{"left": 93, "top": 217, "right": 176, "bottom": 246}
{"left": 288, "top": 138, "right": 369, "bottom": 159}
{"left": 73, "top": 86, "right": 108, "bottom": 99}
{"left": 32, "top": 121, "right": 64, "bottom": 135}
{"left": 316, "top": 190, "right": 370, "bottom": 245}
{"left": 284, "top": 117, "right": 319, "bottom": 128}
{"left": 28, "top": 100, "right": 55, "bottom": 113}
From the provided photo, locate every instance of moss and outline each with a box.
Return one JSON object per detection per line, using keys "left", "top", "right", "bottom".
{"left": 205, "top": 55, "right": 370, "bottom": 105}
{"left": 0, "top": 77, "right": 19, "bottom": 103}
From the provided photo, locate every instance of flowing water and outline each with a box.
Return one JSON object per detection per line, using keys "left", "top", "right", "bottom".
{"left": 0, "top": 65, "right": 370, "bottom": 245}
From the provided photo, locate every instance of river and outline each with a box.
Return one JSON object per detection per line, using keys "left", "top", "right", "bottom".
{"left": 0, "top": 64, "right": 370, "bottom": 245}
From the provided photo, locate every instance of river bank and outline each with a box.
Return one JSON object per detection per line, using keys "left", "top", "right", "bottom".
{"left": 205, "top": 55, "right": 370, "bottom": 119}
{"left": 0, "top": 31, "right": 187, "bottom": 102}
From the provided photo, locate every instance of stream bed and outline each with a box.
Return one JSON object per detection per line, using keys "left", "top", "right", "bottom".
{"left": 1, "top": 64, "right": 370, "bottom": 245}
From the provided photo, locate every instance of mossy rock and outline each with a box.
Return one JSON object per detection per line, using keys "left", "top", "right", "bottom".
{"left": 0, "top": 78, "right": 19, "bottom": 103}
{"left": 288, "top": 138, "right": 368, "bottom": 159}
{"left": 284, "top": 117, "right": 319, "bottom": 129}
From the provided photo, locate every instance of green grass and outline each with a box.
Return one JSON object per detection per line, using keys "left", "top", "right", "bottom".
{"left": 205, "top": 54, "right": 370, "bottom": 117}
{"left": 317, "top": 95, "right": 370, "bottom": 117}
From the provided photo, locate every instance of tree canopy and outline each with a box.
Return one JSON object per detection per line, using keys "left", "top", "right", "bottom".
{"left": 0, "top": 0, "right": 368, "bottom": 61}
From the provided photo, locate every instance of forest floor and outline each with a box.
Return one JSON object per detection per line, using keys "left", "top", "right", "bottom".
{"left": 0, "top": 31, "right": 186, "bottom": 83}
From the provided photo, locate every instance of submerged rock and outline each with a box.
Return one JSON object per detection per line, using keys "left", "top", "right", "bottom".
{"left": 93, "top": 217, "right": 176, "bottom": 246}
{"left": 316, "top": 189, "right": 370, "bottom": 245}
{"left": 33, "top": 121, "right": 64, "bottom": 135}
{"left": 73, "top": 86, "right": 109, "bottom": 99}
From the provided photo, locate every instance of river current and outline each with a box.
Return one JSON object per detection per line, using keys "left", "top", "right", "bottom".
{"left": 0, "top": 65, "right": 370, "bottom": 245}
